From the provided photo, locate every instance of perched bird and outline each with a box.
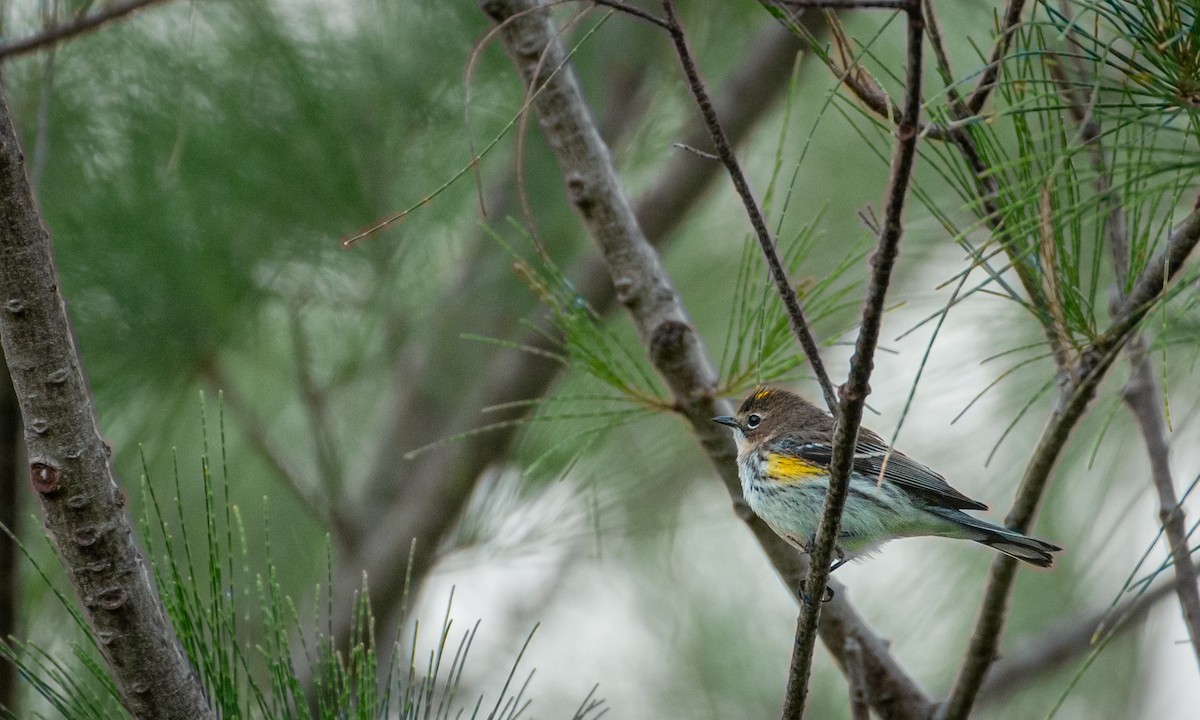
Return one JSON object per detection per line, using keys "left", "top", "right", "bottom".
{"left": 713, "top": 387, "right": 1061, "bottom": 571}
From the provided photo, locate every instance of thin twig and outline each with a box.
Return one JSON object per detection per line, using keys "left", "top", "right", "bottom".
{"left": 1046, "top": 10, "right": 1200, "bottom": 668}
{"left": 966, "top": 0, "right": 1028, "bottom": 115}
{"left": 477, "top": 3, "right": 933, "bottom": 718}
{"left": 939, "top": 206, "right": 1200, "bottom": 720}
{"left": 0, "top": 0, "right": 176, "bottom": 61}
{"left": 587, "top": 0, "right": 669, "bottom": 29}
{"left": 978, "top": 579, "right": 1177, "bottom": 701}
{"left": 659, "top": 0, "right": 837, "bottom": 414}
{"left": 1122, "top": 336, "right": 1200, "bottom": 669}
{"left": 780, "top": 2, "right": 925, "bottom": 718}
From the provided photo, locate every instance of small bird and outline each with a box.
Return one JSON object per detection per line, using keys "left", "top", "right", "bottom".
{"left": 713, "top": 387, "right": 1061, "bottom": 571}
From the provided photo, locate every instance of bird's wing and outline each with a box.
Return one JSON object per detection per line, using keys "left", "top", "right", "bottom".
{"left": 775, "top": 435, "right": 988, "bottom": 511}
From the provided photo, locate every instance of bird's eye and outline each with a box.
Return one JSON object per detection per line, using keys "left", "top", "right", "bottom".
{"left": 746, "top": 414, "right": 761, "bottom": 429}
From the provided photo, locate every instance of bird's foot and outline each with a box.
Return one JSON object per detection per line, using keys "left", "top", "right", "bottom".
{"left": 798, "top": 584, "right": 836, "bottom": 607}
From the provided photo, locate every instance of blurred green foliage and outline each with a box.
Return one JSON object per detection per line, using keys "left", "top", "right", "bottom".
{"left": 2, "top": 0, "right": 1199, "bottom": 718}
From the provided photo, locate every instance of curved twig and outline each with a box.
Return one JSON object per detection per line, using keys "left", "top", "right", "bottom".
{"left": 0, "top": 0, "right": 176, "bottom": 62}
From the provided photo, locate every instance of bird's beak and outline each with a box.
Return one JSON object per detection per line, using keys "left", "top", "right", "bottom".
{"left": 712, "top": 416, "right": 740, "bottom": 430}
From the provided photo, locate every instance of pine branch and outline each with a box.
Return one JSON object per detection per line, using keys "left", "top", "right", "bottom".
{"left": 965, "top": 0, "right": 1027, "bottom": 114}
{"left": 939, "top": 205, "right": 1200, "bottom": 720}
{"left": 0, "top": 89, "right": 212, "bottom": 720}
{"left": 477, "top": 2, "right": 933, "bottom": 717}
{"left": 1046, "top": 16, "right": 1200, "bottom": 670}
{"left": 332, "top": 16, "right": 819, "bottom": 662}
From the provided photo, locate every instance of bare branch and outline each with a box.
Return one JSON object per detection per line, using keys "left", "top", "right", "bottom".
{"left": 477, "top": 2, "right": 933, "bottom": 717}
{"left": 1047, "top": 19, "right": 1200, "bottom": 668}
{"left": 1121, "top": 337, "right": 1200, "bottom": 669}
{"left": 340, "top": 14, "right": 818, "bottom": 647}
{"left": 586, "top": 0, "right": 669, "bottom": 29}
{"left": 979, "top": 580, "right": 1176, "bottom": 701}
{"left": 939, "top": 205, "right": 1200, "bottom": 720}
{"left": 0, "top": 0, "right": 176, "bottom": 62}
{"left": 844, "top": 637, "right": 870, "bottom": 720}
{"left": 781, "top": 3, "right": 925, "bottom": 717}
{"left": 0, "top": 89, "right": 211, "bottom": 720}
{"left": 659, "top": 0, "right": 837, "bottom": 414}
{"left": 966, "top": 0, "right": 1028, "bottom": 115}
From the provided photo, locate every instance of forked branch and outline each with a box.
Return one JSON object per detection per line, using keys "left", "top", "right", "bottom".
{"left": 479, "top": 1, "right": 933, "bottom": 717}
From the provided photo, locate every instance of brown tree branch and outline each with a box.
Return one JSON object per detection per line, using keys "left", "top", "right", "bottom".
{"left": 336, "top": 15, "right": 820, "bottom": 649}
{"left": 939, "top": 206, "right": 1200, "bottom": 720}
{"left": 477, "top": 2, "right": 933, "bottom": 717}
{"left": 0, "top": 90, "right": 211, "bottom": 719}
{"left": 0, "top": 350, "right": 20, "bottom": 716}
{"left": 965, "top": 0, "right": 1027, "bottom": 115}
{"left": 1121, "top": 335, "right": 1200, "bottom": 669}
{"left": 659, "top": 0, "right": 837, "bottom": 414}
{"left": 776, "top": 2, "right": 925, "bottom": 717}
{"left": 978, "top": 579, "right": 1176, "bottom": 701}
{"left": 0, "top": 0, "right": 176, "bottom": 62}
{"left": 1047, "top": 23, "right": 1200, "bottom": 669}
{"left": 844, "top": 636, "right": 871, "bottom": 720}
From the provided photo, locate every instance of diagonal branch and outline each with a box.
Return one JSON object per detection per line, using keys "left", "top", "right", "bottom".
{"left": 1120, "top": 335, "right": 1200, "bottom": 669}
{"left": 979, "top": 579, "right": 1177, "bottom": 702}
{"left": 1047, "top": 24, "right": 1200, "bottom": 669}
{"left": 775, "top": 2, "right": 925, "bottom": 717}
{"left": 0, "top": 0, "right": 176, "bottom": 62}
{"left": 0, "top": 88, "right": 211, "bottom": 720}
{"left": 338, "top": 14, "right": 821, "bottom": 651}
{"left": 965, "top": 0, "right": 1027, "bottom": 115}
{"left": 659, "top": 0, "right": 837, "bottom": 413}
{"left": 477, "top": 1, "right": 933, "bottom": 717}
{"left": 343, "top": 16, "right": 820, "bottom": 648}
{"left": 939, "top": 205, "right": 1200, "bottom": 720}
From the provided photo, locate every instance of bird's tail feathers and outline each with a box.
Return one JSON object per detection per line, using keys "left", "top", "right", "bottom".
{"left": 930, "top": 509, "right": 1062, "bottom": 568}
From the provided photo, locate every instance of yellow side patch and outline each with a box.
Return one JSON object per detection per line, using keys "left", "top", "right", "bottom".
{"left": 765, "top": 453, "right": 826, "bottom": 484}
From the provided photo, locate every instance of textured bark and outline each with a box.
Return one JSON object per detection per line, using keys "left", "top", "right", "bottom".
{"left": 0, "top": 91, "right": 212, "bottom": 719}
{"left": 339, "top": 17, "right": 814, "bottom": 644}
{"left": 478, "top": 2, "right": 933, "bottom": 718}
{"left": 0, "top": 350, "right": 19, "bottom": 716}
